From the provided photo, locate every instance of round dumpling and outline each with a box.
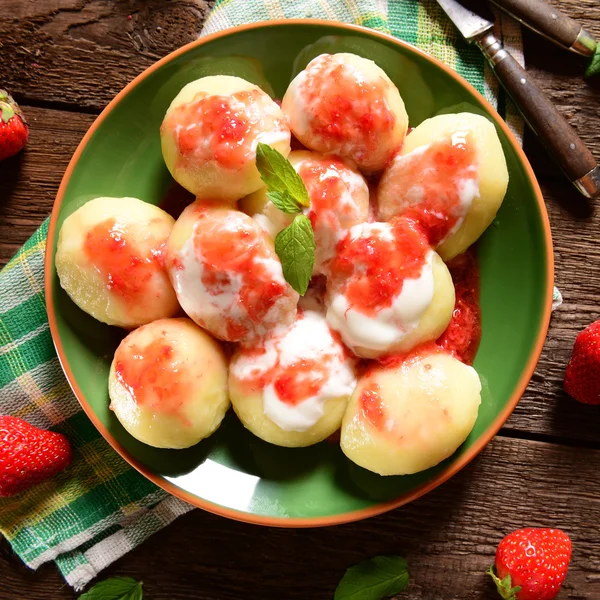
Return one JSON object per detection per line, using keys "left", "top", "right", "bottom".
{"left": 108, "top": 318, "right": 229, "bottom": 449}
{"left": 229, "top": 309, "right": 357, "bottom": 447}
{"left": 55, "top": 196, "right": 179, "bottom": 329}
{"left": 325, "top": 218, "right": 454, "bottom": 358}
{"left": 377, "top": 112, "right": 509, "bottom": 260}
{"left": 161, "top": 75, "right": 291, "bottom": 202}
{"left": 240, "top": 150, "right": 369, "bottom": 274}
{"left": 281, "top": 53, "right": 408, "bottom": 173}
{"left": 341, "top": 350, "right": 482, "bottom": 475}
{"left": 165, "top": 201, "right": 298, "bottom": 343}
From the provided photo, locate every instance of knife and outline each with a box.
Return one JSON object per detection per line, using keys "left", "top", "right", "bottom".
{"left": 437, "top": 0, "right": 600, "bottom": 199}
{"left": 490, "top": 0, "right": 596, "bottom": 56}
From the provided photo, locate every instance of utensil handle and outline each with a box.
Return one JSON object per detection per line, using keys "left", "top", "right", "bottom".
{"left": 477, "top": 33, "right": 599, "bottom": 198}
{"left": 489, "top": 0, "right": 596, "bottom": 55}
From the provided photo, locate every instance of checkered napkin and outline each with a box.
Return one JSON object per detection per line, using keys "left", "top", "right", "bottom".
{"left": 0, "top": 0, "right": 524, "bottom": 591}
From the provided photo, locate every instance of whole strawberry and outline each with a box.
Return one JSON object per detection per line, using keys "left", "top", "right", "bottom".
{"left": 489, "top": 528, "right": 572, "bottom": 600}
{"left": 0, "top": 89, "right": 28, "bottom": 160}
{"left": 0, "top": 416, "right": 73, "bottom": 497}
{"left": 564, "top": 319, "right": 600, "bottom": 404}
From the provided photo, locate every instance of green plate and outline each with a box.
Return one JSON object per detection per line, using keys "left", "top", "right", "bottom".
{"left": 45, "top": 20, "right": 553, "bottom": 527}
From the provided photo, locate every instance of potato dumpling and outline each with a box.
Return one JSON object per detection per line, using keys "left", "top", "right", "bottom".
{"left": 240, "top": 150, "right": 369, "bottom": 274}
{"left": 55, "top": 196, "right": 179, "bottom": 329}
{"left": 161, "top": 75, "right": 291, "bottom": 202}
{"left": 165, "top": 201, "right": 298, "bottom": 343}
{"left": 326, "top": 219, "right": 454, "bottom": 358}
{"left": 377, "top": 112, "right": 509, "bottom": 260}
{"left": 341, "top": 350, "right": 481, "bottom": 475}
{"left": 108, "top": 318, "right": 229, "bottom": 449}
{"left": 229, "top": 310, "right": 357, "bottom": 447}
{"left": 281, "top": 53, "right": 408, "bottom": 173}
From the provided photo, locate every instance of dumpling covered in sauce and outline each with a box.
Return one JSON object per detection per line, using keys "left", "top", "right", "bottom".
{"left": 55, "top": 196, "right": 179, "bottom": 329}
{"left": 325, "top": 218, "right": 455, "bottom": 358}
{"left": 239, "top": 150, "right": 369, "bottom": 274}
{"left": 160, "top": 75, "right": 291, "bottom": 202}
{"left": 281, "top": 53, "right": 408, "bottom": 173}
{"left": 340, "top": 349, "right": 481, "bottom": 475}
{"left": 165, "top": 201, "right": 299, "bottom": 343}
{"left": 109, "top": 318, "right": 229, "bottom": 449}
{"left": 229, "top": 309, "right": 357, "bottom": 447}
{"left": 377, "top": 112, "right": 509, "bottom": 260}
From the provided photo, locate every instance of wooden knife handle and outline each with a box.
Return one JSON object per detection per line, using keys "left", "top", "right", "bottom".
{"left": 479, "top": 36, "right": 597, "bottom": 185}
{"left": 489, "top": 0, "right": 596, "bottom": 55}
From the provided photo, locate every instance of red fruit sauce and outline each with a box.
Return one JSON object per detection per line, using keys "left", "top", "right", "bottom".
{"left": 114, "top": 334, "right": 191, "bottom": 423}
{"left": 83, "top": 218, "right": 163, "bottom": 305}
{"left": 191, "top": 207, "right": 287, "bottom": 340}
{"left": 300, "top": 55, "right": 396, "bottom": 161}
{"left": 328, "top": 218, "right": 430, "bottom": 316}
{"left": 163, "top": 89, "right": 287, "bottom": 171}
{"left": 384, "top": 134, "right": 478, "bottom": 246}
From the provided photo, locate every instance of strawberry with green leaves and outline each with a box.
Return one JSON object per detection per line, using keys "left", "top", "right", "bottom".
{"left": 489, "top": 528, "right": 572, "bottom": 600}
{"left": 0, "top": 89, "right": 28, "bottom": 160}
{"left": 0, "top": 416, "right": 73, "bottom": 497}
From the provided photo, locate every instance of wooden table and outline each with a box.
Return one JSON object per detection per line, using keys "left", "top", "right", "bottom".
{"left": 2, "top": 1, "right": 600, "bottom": 598}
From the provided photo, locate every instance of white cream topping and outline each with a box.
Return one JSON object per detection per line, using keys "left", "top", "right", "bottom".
{"left": 326, "top": 222, "right": 435, "bottom": 354}
{"left": 232, "top": 310, "right": 356, "bottom": 432}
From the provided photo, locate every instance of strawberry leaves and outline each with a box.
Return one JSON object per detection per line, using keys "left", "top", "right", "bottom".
{"left": 334, "top": 555, "right": 409, "bottom": 600}
{"left": 488, "top": 566, "right": 521, "bottom": 600}
{"left": 585, "top": 44, "right": 600, "bottom": 78}
{"left": 79, "top": 577, "right": 143, "bottom": 600}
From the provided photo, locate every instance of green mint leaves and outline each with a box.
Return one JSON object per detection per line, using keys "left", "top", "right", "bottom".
{"left": 256, "top": 142, "right": 310, "bottom": 209}
{"left": 275, "top": 214, "right": 315, "bottom": 297}
{"left": 79, "top": 577, "right": 143, "bottom": 600}
{"left": 334, "top": 555, "right": 409, "bottom": 600}
{"left": 585, "top": 43, "right": 600, "bottom": 78}
{"left": 255, "top": 142, "right": 314, "bottom": 295}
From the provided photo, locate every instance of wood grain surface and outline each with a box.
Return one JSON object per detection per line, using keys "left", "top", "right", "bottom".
{"left": 1, "top": 1, "right": 600, "bottom": 599}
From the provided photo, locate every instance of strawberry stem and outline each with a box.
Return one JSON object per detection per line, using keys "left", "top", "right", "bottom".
{"left": 0, "top": 101, "right": 14, "bottom": 123}
{"left": 488, "top": 566, "right": 522, "bottom": 600}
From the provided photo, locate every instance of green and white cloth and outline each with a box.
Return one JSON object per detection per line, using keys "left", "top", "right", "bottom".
{"left": 0, "top": 0, "right": 523, "bottom": 591}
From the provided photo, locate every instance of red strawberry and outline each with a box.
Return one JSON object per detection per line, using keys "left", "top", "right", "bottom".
{"left": 489, "top": 528, "right": 572, "bottom": 600}
{"left": 564, "top": 319, "right": 600, "bottom": 404}
{"left": 0, "top": 89, "right": 28, "bottom": 161}
{"left": 0, "top": 416, "right": 73, "bottom": 497}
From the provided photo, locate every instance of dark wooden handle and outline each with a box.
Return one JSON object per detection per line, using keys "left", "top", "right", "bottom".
{"left": 492, "top": 52, "right": 596, "bottom": 181}
{"left": 490, "top": 0, "right": 581, "bottom": 48}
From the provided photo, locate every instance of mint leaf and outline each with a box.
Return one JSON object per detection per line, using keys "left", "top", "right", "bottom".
{"left": 334, "top": 556, "right": 409, "bottom": 600}
{"left": 256, "top": 142, "right": 310, "bottom": 208}
{"left": 274, "top": 214, "right": 315, "bottom": 296}
{"left": 585, "top": 44, "right": 600, "bottom": 78}
{"left": 267, "top": 190, "right": 303, "bottom": 214}
{"left": 79, "top": 577, "right": 143, "bottom": 600}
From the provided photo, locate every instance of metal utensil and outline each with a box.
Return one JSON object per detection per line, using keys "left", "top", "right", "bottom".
{"left": 490, "top": 0, "right": 597, "bottom": 56}
{"left": 437, "top": 0, "right": 600, "bottom": 199}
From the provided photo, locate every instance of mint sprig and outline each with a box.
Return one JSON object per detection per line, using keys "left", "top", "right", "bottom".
{"left": 255, "top": 142, "right": 315, "bottom": 295}
{"left": 334, "top": 555, "right": 409, "bottom": 600}
{"left": 274, "top": 214, "right": 315, "bottom": 296}
{"left": 585, "top": 43, "right": 600, "bottom": 78}
{"left": 79, "top": 577, "right": 143, "bottom": 600}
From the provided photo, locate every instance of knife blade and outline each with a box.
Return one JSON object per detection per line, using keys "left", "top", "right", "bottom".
{"left": 489, "top": 0, "right": 596, "bottom": 56}
{"left": 437, "top": 0, "right": 600, "bottom": 199}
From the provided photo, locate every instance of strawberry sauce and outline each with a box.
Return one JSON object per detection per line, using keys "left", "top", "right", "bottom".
{"left": 298, "top": 55, "right": 395, "bottom": 160}
{"left": 115, "top": 335, "right": 191, "bottom": 422}
{"left": 329, "top": 218, "right": 430, "bottom": 316}
{"left": 380, "top": 134, "right": 478, "bottom": 246}
{"left": 83, "top": 218, "right": 163, "bottom": 304}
